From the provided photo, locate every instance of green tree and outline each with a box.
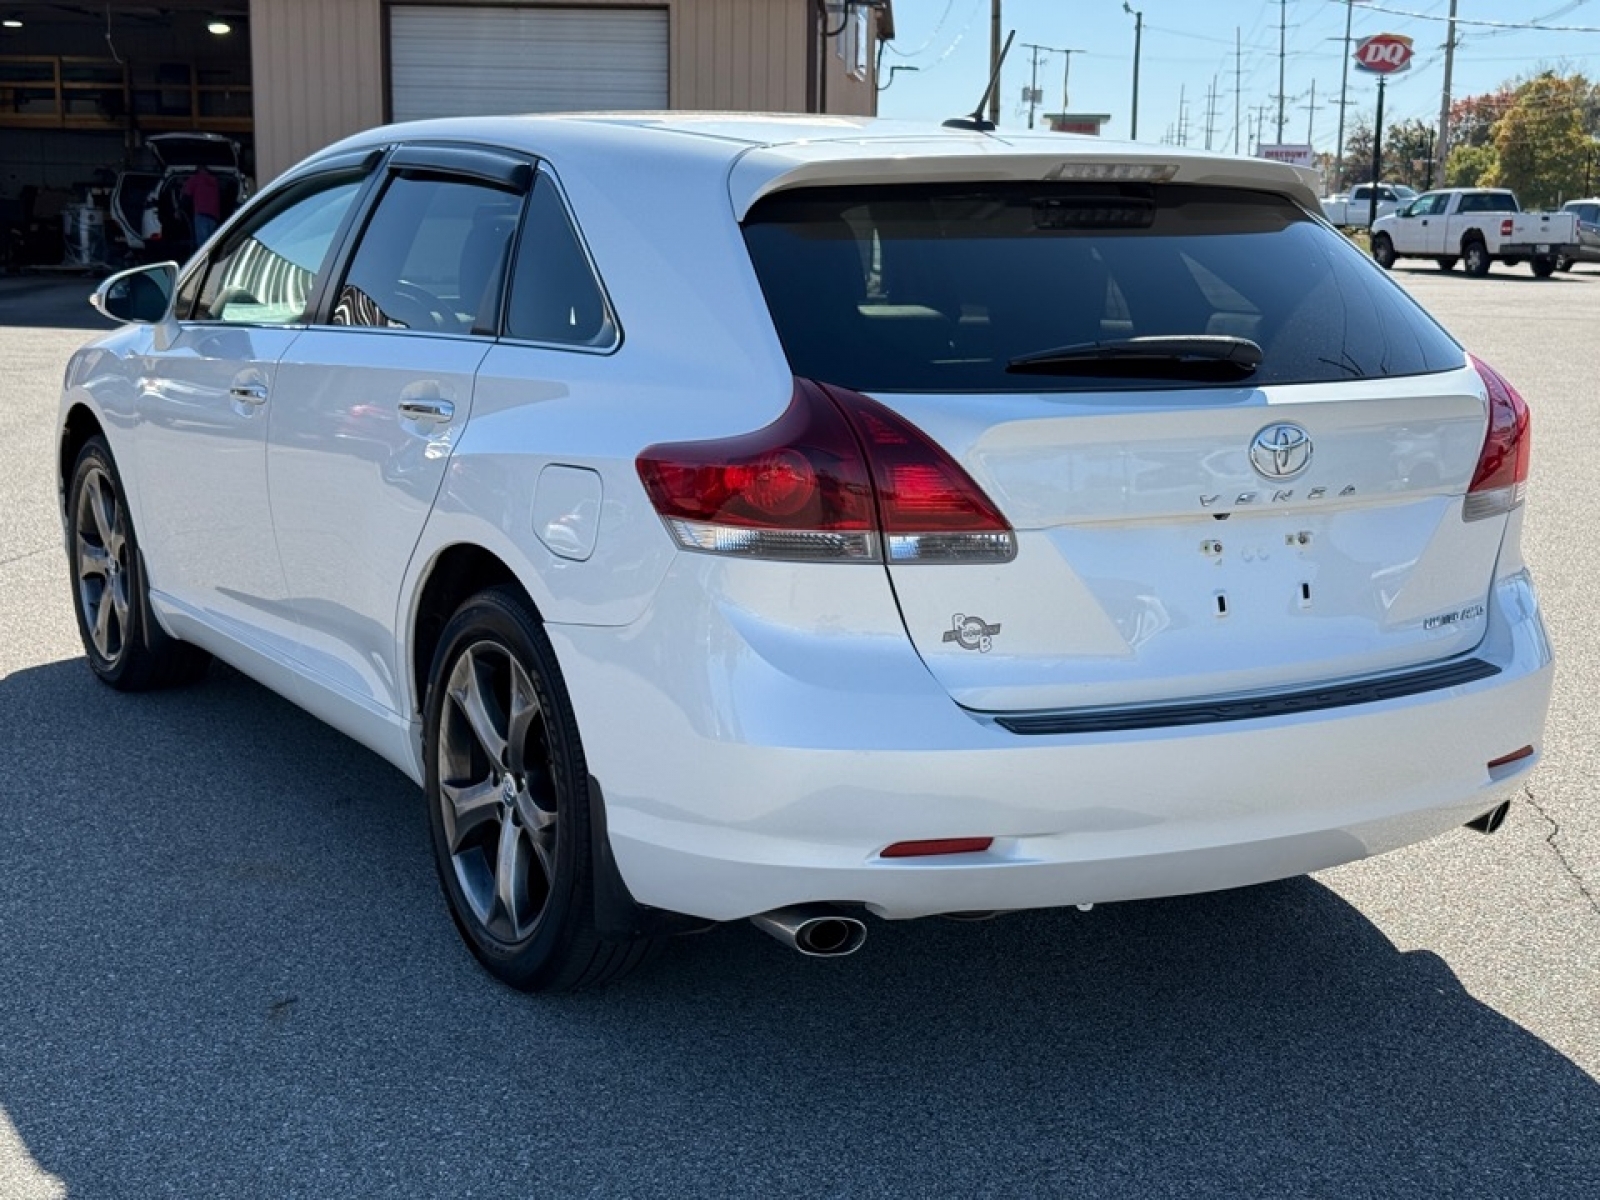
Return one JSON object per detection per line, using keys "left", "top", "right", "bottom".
{"left": 1488, "top": 71, "right": 1591, "bottom": 207}
{"left": 1445, "top": 143, "right": 1496, "bottom": 188}
{"left": 1340, "top": 117, "right": 1375, "bottom": 188}
{"left": 1385, "top": 118, "right": 1438, "bottom": 189}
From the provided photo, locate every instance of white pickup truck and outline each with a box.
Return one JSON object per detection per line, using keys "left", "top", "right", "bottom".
{"left": 1369, "top": 187, "right": 1580, "bottom": 277}
{"left": 1320, "top": 182, "right": 1417, "bottom": 228}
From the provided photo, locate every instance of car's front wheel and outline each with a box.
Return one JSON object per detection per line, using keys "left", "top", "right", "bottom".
{"left": 66, "top": 436, "right": 210, "bottom": 690}
{"left": 1371, "top": 234, "right": 1396, "bottom": 269}
{"left": 424, "top": 585, "right": 657, "bottom": 992}
{"left": 1436, "top": 256, "right": 1457, "bottom": 271}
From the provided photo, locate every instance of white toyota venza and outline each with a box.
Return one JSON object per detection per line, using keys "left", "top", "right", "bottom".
{"left": 58, "top": 116, "right": 1553, "bottom": 991}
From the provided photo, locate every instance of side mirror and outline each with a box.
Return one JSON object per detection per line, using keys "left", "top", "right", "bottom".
{"left": 91, "top": 262, "right": 178, "bottom": 325}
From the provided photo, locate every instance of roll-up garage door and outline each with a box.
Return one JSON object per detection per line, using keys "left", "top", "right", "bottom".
{"left": 388, "top": 6, "right": 669, "bottom": 121}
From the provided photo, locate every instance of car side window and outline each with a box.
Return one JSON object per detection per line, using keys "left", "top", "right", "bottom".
{"left": 332, "top": 174, "right": 520, "bottom": 335}
{"left": 193, "top": 177, "right": 364, "bottom": 324}
{"left": 503, "top": 176, "right": 617, "bottom": 349}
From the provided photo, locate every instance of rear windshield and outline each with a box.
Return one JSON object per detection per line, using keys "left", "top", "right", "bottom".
{"left": 743, "top": 182, "right": 1464, "bottom": 393}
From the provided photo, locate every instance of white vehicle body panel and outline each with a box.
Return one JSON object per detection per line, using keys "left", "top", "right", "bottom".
{"left": 59, "top": 114, "right": 1554, "bottom": 933}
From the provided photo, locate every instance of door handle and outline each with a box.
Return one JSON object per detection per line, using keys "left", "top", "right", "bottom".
{"left": 229, "top": 383, "right": 268, "bottom": 405}
{"left": 398, "top": 397, "right": 455, "bottom": 422}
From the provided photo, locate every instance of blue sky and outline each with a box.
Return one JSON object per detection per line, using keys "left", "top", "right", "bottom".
{"left": 876, "top": 1, "right": 1600, "bottom": 152}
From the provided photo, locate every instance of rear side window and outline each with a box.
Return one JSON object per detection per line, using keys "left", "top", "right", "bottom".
{"left": 743, "top": 182, "right": 1464, "bottom": 393}
{"left": 333, "top": 174, "right": 519, "bottom": 334}
{"left": 503, "top": 177, "right": 616, "bottom": 348}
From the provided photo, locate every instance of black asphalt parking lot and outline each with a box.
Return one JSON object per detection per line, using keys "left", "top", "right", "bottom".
{"left": 2, "top": 266, "right": 1597, "bottom": 1198}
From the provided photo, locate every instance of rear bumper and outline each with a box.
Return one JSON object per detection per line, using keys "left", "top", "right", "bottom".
{"left": 548, "top": 567, "right": 1553, "bottom": 923}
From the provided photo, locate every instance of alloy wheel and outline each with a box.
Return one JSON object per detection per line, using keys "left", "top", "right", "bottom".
{"left": 437, "top": 640, "right": 558, "bottom": 943}
{"left": 74, "top": 465, "right": 131, "bottom": 664}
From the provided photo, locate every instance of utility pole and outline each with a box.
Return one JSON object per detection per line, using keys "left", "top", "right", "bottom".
{"left": 1024, "top": 41, "right": 1046, "bottom": 129}
{"left": 1204, "top": 75, "right": 1218, "bottom": 150}
{"left": 1302, "top": 79, "right": 1320, "bottom": 147}
{"left": 1275, "top": 0, "right": 1287, "bottom": 144}
{"left": 1335, "top": 0, "right": 1355, "bottom": 189}
{"left": 1060, "top": 47, "right": 1079, "bottom": 116}
{"left": 1437, "top": 0, "right": 1460, "bottom": 174}
{"left": 1177, "top": 83, "right": 1188, "bottom": 146}
{"left": 1123, "top": 3, "right": 1143, "bottom": 140}
{"left": 988, "top": 0, "right": 1002, "bottom": 126}
{"left": 1234, "top": 27, "right": 1242, "bottom": 154}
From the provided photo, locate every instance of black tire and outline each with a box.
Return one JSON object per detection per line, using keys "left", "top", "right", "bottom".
{"left": 1531, "top": 255, "right": 1557, "bottom": 279}
{"left": 1463, "top": 239, "right": 1491, "bottom": 276}
{"left": 1370, "top": 234, "right": 1396, "bottom": 269}
{"left": 423, "top": 585, "right": 658, "bottom": 992}
{"left": 1557, "top": 253, "right": 1574, "bottom": 272}
{"left": 1436, "top": 256, "right": 1457, "bottom": 271}
{"left": 65, "top": 436, "right": 211, "bottom": 691}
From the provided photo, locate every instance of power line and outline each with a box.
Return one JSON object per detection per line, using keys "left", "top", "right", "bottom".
{"left": 1356, "top": 3, "right": 1600, "bottom": 32}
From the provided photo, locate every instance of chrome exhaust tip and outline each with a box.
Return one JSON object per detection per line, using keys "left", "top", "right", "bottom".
{"left": 750, "top": 905, "right": 867, "bottom": 958}
{"left": 1465, "top": 799, "right": 1512, "bottom": 834}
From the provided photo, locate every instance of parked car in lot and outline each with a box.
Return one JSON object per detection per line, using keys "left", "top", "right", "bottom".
{"left": 60, "top": 116, "right": 1552, "bottom": 991}
{"left": 1370, "top": 187, "right": 1581, "bottom": 276}
{"left": 1319, "top": 181, "right": 1416, "bottom": 228}
{"left": 1556, "top": 197, "right": 1600, "bottom": 270}
{"left": 109, "top": 132, "right": 250, "bottom": 262}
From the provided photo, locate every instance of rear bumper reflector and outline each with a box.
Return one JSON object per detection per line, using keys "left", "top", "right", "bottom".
{"left": 992, "top": 657, "right": 1502, "bottom": 735}
{"left": 881, "top": 837, "right": 994, "bottom": 858}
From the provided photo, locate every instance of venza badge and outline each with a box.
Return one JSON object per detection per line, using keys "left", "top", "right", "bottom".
{"left": 1249, "top": 423, "right": 1313, "bottom": 480}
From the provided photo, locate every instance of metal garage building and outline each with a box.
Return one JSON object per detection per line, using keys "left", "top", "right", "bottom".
{"left": 251, "top": 0, "right": 891, "bottom": 181}
{"left": 1, "top": 1, "right": 890, "bottom": 266}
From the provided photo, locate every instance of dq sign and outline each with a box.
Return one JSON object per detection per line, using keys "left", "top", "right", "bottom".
{"left": 1354, "top": 33, "right": 1414, "bottom": 74}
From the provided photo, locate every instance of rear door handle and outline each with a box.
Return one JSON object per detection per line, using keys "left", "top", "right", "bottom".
{"left": 398, "top": 397, "right": 455, "bottom": 423}
{"left": 229, "top": 383, "right": 268, "bottom": 405}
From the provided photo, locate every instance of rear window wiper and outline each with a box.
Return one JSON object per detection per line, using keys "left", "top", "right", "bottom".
{"left": 1006, "top": 335, "right": 1263, "bottom": 379}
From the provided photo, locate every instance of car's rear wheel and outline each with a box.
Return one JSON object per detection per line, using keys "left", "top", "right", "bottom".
{"left": 424, "top": 585, "right": 657, "bottom": 992}
{"left": 1370, "top": 234, "right": 1396, "bottom": 269}
{"left": 1463, "top": 239, "right": 1491, "bottom": 276}
{"left": 1436, "top": 256, "right": 1457, "bottom": 271}
{"left": 67, "top": 436, "right": 210, "bottom": 691}
{"left": 1556, "top": 253, "right": 1574, "bottom": 272}
{"left": 1531, "top": 255, "right": 1557, "bottom": 278}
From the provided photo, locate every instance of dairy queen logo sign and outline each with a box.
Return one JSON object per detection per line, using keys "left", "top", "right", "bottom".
{"left": 1354, "top": 33, "right": 1414, "bottom": 74}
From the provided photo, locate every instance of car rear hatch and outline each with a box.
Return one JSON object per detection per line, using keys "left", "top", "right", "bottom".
{"left": 146, "top": 132, "right": 242, "bottom": 171}
{"left": 742, "top": 175, "right": 1514, "bottom": 715}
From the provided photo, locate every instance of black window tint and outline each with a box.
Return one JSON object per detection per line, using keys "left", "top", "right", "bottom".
{"left": 334, "top": 174, "right": 519, "bottom": 334}
{"left": 743, "top": 182, "right": 1464, "bottom": 394}
{"left": 194, "top": 178, "right": 362, "bottom": 324}
{"left": 503, "top": 178, "right": 615, "bottom": 347}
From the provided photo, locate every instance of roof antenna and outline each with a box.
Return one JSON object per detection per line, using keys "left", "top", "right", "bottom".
{"left": 943, "top": 29, "right": 1015, "bottom": 131}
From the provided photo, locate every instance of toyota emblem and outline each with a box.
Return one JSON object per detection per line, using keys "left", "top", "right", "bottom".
{"left": 1249, "top": 423, "right": 1313, "bottom": 480}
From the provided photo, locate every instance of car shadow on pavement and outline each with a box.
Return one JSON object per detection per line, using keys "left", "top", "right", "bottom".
{"left": 0, "top": 275, "right": 118, "bottom": 331}
{"left": 0, "top": 656, "right": 1596, "bottom": 1198}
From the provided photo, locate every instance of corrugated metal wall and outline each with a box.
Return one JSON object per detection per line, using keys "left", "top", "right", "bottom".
{"left": 251, "top": 0, "right": 384, "bottom": 184}
{"left": 250, "top": 0, "right": 878, "bottom": 183}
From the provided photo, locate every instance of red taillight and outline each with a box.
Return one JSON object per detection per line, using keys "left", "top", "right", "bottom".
{"left": 636, "top": 378, "right": 876, "bottom": 560}
{"left": 1500, "top": 218, "right": 1514, "bottom": 237}
{"left": 1465, "top": 356, "right": 1530, "bottom": 519}
{"left": 636, "top": 378, "right": 1015, "bottom": 563}
{"left": 822, "top": 384, "right": 1014, "bottom": 562}
{"left": 881, "top": 837, "right": 994, "bottom": 858}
